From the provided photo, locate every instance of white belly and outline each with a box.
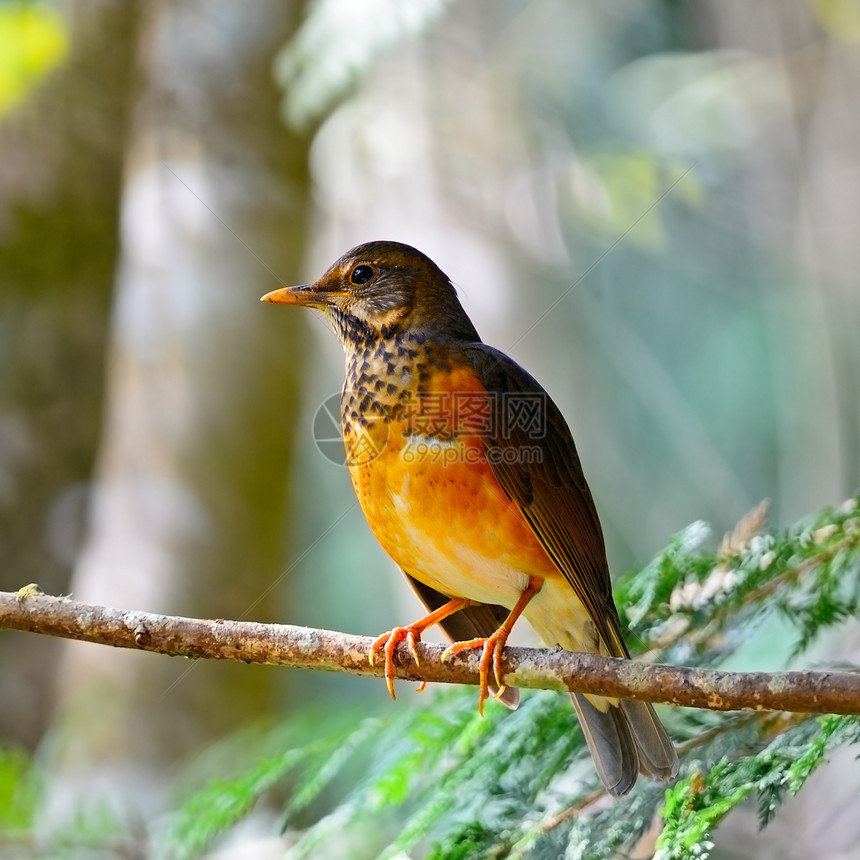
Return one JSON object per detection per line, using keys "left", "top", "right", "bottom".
{"left": 391, "top": 485, "right": 531, "bottom": 607}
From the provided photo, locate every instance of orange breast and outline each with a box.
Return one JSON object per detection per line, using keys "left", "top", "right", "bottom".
{"left": 346, "top": 365, "right": 559, "bottom": 607}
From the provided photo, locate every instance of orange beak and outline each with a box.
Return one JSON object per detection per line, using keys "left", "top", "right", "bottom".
{"left": 260, "top": 284, "right": 316, "bottom": 305}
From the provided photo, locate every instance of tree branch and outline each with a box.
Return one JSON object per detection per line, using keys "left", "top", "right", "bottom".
{"left": 2, "top": 588, "right": 857, "bottom": 714}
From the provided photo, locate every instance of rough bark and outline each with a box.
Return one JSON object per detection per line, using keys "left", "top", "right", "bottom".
{"left": 3, "top": 591, "right": 857, "bottom": 715}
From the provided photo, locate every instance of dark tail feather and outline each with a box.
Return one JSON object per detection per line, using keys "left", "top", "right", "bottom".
{"left": 570, "top": 693, "right": 638, "bottom": 796}
{"left": 571, "top": 694, "right": 679, "bottom": 795}
{"left": 620, "top": 700, "right": 679, "bottom": 780}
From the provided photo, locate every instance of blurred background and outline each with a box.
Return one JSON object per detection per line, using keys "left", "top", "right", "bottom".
{"left": 1, "top": 0, "right": 858, "bottom": 854}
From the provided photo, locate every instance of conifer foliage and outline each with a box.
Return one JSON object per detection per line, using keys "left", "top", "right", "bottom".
{"left": 157, "top": 496, "right": 859, "bottom": 859}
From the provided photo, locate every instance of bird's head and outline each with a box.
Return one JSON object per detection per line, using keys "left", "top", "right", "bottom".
{"left": 262, "top": 241, "right": 480, "bottom": 347}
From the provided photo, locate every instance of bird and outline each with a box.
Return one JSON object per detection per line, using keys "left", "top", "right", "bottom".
{"left": 262, "top": 240, "right": 678, "bottom": 796}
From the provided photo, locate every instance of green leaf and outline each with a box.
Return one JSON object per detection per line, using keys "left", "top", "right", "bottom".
{"left": 0, "top": 747, "right": 39, "bottom": 831}
{"left": 0, "top": 4, "right": 67, "bottom": 116}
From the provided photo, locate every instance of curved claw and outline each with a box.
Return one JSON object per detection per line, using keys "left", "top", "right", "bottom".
{"left": 492, "top": 639, "right": 504, "bottom": 689}
{"left": 435, "top": 579, "right": 539, "bottom": 714}
{"left": 442, "top": 634, "right": 509, "bottom": 716}
{"left": 369, "top": 626, "right": 423, "bottom": 700}
{"left": 406, "top": 630, "right": 420, "bottom": 665}
{"left": 369, "top": 597, "right": 476, "bottom": 701}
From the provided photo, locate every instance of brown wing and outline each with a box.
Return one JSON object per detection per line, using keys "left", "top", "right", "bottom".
{"left": 465, "top": 344, "right": 629, "bottom": 658}
{"left": 402, "top": 570, "right": 520, "bottom": 708}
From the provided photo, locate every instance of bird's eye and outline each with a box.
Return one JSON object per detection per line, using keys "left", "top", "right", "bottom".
{"left": 350, "top": 265, "right": 375, "bottom": 286}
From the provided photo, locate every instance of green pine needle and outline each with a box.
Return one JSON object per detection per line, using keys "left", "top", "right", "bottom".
{"left": 11, "top": 496, "right": 855, "bottom": 859}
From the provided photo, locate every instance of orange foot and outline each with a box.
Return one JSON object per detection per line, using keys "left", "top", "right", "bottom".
{"left": 441, "top": 576, "right": 543, "bottom": 716}
{"left": 441, "top": 632, "right": 510, "bottom": 715}
{"left": 369, "top": 625, "right": 423, "bottom": 700}
{"left": 368, "top": 596, "right": 474, "bottom": 700}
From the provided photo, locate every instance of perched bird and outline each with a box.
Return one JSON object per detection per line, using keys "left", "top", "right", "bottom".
{"left": 262, "top": 241, "right": 678, "bottom": 796}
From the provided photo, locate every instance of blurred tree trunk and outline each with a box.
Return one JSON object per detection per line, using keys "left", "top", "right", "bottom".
{"left": 0, "top": 0, "right": 139, "bottom": 751}
{"left": 43, "top": 0, "right": 312, "bottom": 824}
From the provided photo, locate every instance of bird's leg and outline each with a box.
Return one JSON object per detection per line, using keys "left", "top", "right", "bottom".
{"left": 370, "top": 596, "right": 475, "bottom": 699}
{"left": 441, "top": 577, "right": 543, "bottom": 715}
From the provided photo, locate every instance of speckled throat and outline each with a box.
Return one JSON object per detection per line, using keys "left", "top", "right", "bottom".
{"left": 340, "top": 330, "right": 464, "bottom": 457}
